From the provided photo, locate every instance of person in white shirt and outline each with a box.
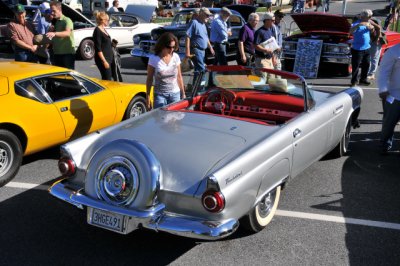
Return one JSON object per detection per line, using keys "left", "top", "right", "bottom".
{"left": 146, "top": 32, "right": 185, "bottom": 109}
{"left": 108, "top": 1, "right": 119, "bottom": 13}
{"left": 377, "top": 43, "right": 400, "bottom": 154}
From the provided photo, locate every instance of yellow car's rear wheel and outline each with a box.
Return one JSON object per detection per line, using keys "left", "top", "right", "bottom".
{"left": 0, "top": 130, "right": 22, "bottom": 187}
{"left": 123, "top": 95, "right": 147, "bottom": 120}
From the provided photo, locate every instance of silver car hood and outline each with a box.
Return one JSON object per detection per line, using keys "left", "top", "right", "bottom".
{"left": 65, "top": 109, "right": 279, "bottom": 194}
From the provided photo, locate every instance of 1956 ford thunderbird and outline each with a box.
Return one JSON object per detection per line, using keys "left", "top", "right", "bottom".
{"left": 49, "top": 65, "right": 363, "bottom": 240}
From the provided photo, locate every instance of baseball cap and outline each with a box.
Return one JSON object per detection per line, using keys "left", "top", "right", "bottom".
{"left": 200, "top": 7, "right": 212, "bottom": 16}
{"left": 14, "top": 4, "right": 25, "bottom": 13}
{"left": 263, "top": 12, "right": 274, "bottom": 21}
{"left": 221, "top": 7, "right": 232, "bottom": 16}
{"left": 39, "top": 2, "right": 51, "bottom": 13}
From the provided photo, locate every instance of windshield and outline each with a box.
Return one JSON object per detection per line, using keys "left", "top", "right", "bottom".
{"left": 194, "top": 69, "right": 306, "bottom": 99}
{"left": 171, "top": 13, "right": 193, "bottom": 26}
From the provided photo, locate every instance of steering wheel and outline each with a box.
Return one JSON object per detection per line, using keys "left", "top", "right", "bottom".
{"left": 199, "top": 87, "right": 236, "bottom": 115}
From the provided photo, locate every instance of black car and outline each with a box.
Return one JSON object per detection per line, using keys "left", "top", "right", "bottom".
{"left": 131, "top": 5, "right": 256, "bottom": 65}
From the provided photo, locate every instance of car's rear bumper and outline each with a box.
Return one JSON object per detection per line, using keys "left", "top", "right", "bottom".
{"left": 49, "top": 180, "right": 238, "bottom": 240}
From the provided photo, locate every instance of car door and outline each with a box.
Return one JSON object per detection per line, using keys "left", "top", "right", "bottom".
{"left": 107, "top": 14, "right": 138, "bottom": 47}
{"left": 34, "top": 73, "right": 116, "bottom": 140}
{"left": 289, "top": 105, "right": 332, "bottom": 178}
{"left": 12, "top": 79, "right": 66, "bottom": 153}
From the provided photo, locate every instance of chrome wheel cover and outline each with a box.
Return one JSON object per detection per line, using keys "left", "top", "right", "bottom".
{"left": 95, "top": 156, "right": 139, "bottom": 206}
{"left": 258, "top": 190, "right": 276, "bottom": 218}
{"left": 0, "top": 141, "right": 13, "bottom": 177}
{"left": 83, "top": 43, "right": 94, "bottom": 58}
{"left": 129, "top": 101, "right": 146, "bottom": 118}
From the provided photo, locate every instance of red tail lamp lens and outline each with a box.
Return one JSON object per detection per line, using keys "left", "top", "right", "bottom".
{"left": 202, "top": 190, "right": 225, "bottom": 213}
{"left": 58, "top": 158, "right": 76, "bottom": 176}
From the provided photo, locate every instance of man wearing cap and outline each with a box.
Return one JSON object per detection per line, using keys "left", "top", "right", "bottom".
{"left": 46, "top": 1, "right": 75, "bottom": 69}
{"left": 273, "top": 10, "right": 284, "bottom": 70}
{"left": 8, "top": 4, "right": 38, "bottom": 63}
{"left": 210, "top": 7, "right": 232, "bottom": 66}
{"left": 185, "top": 7, "right": 215, "bottom": 82}
{"left": 237, "top": 12, "right": 259, "bottom": 66}
{"left": 37, "top": 2, "right": 53, "bottom": 35}
{"left": 36, "top": 2, "right": 53, "bottom": 64}
{"left": 254, "top": 12, "right": 279, "bottom": 77}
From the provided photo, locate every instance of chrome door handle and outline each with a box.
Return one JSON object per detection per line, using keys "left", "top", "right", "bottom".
{"left": 60, "top": 107, "right": 68, "bottom": 112}
{"left": 333, "top": 105, "right": 344, "bottom": 115}
{"left": 293, "top": 128, "right": 302, "bottom": 138}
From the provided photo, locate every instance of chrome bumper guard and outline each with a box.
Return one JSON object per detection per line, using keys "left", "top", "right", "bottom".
{"left": 49, "top": 181, "right": 239, "bottom": 240}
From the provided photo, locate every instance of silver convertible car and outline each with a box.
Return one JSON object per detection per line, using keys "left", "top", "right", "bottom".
{"left": 49, "top": 66, "right": 363, "bottom": 240}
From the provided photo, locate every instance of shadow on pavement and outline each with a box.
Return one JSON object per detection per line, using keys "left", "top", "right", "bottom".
{"left": 311, "top": 130, "right": 400, "bottom": 264}
{"left": 0, "top": 187, "right": 198, "bottom": 265}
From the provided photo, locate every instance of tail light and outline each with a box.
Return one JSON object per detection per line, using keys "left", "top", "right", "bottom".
{"left": 202, "top": 190, "right": 225, "bottom": 213}
{"left": 58, "top": 157, "right": 76, "bottom": 176}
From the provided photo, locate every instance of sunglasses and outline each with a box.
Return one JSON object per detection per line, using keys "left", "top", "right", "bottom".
{"left": 166, "top": 45, "right": 175, "bottom": 49}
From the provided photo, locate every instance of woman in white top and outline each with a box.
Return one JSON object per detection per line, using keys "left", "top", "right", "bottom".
{"left": 146, "top": 32, "right": 185, "bottom": 109}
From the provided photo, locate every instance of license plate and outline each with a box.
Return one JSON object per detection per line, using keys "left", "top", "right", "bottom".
{"left": 88, "top": 208, "right": 125, "bottom": 233}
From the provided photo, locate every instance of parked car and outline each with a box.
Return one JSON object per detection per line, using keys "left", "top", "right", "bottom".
{"left": 282, "top": 13, "right": 400, "bottom": 77}
{"left": 0, "top": 62, "right": 149, "bottom": 187}
{"left": 49, "top": 65, "right": 363, "bottom": 240}
{"left": 131, "top": 6, "right": 256, "bottom": 65}
{"left": 60, "top": 3, "right": 160, "bottom": 60}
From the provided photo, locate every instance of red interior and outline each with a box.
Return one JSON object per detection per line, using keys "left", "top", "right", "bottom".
{"left": 166, "top": 91, "right": 304, "bottom": 125}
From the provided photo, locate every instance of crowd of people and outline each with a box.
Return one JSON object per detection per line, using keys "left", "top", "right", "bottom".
{"left": 8, "top": 1, "right": 75, "bottom": 69}
{"left": 7, "top": 1, "right": 121, "bottom": 81}
{"left": 6, "top": 2, "right": 399, "bottom": 153}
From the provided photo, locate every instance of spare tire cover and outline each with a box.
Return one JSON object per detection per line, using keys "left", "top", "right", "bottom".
{"left": 85, "top": 139, "right": 161, "bottom": 209}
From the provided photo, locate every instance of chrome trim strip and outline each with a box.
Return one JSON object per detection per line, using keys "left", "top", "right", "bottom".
{"left": 147, "top": 215, "right": 239, "bottom": 240}
{"left": 49, "top": 181, "right": 238, "bottom": 240}
{"left": 131, "top": 48, "right": 152, "bottom": 58}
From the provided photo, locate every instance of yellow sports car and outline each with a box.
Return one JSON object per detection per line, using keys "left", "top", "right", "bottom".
{"left": 0, "top": 62, "right": 149, "bottom": 186}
